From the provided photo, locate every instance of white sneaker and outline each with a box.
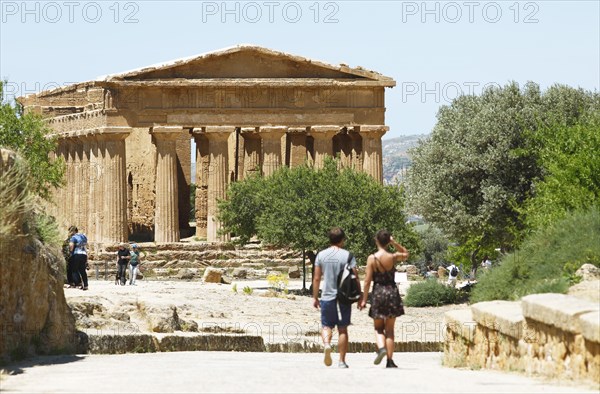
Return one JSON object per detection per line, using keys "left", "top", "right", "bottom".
{"left": 323, "top": 345, "right": 332, "bottom": 367}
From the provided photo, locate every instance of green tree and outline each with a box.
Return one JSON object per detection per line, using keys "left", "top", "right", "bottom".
{"left": 413, "top": 225, "right": 450, "bottom": 273}
{"left": 0, "top": 81, "right": 64, "bottom": 199}
{"left": 521, "top": 99, "right": 600, "bottom": 232}
{"left": 406, "top": 82, "right": 598, "bottom": 272}
{"left": 218, "top": 158, "right": 420, "bottom": 263}
{"left": 407, "top": 82, "right": 541, "bottom": 269}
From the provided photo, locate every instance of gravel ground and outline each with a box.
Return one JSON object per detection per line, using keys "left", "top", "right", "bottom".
{"left": 65, "top": 279, "right": 468, "bottom": 344}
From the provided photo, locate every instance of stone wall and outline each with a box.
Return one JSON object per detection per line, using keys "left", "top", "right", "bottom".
{"left": 125, "top": 128, "right": 157, "bottom": 239}
{"left": 443, "top": 293, "right": 600, "bottom": 386}
{"left": 0, "top": 149, "right": 78, "bottom": 364}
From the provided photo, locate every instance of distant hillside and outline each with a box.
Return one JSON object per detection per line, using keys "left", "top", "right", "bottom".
{"left": 382, "top": 134, "right": 426, "bottom": 184}
{"left": 190, "top": 134, "right": 427, "bottom": 184}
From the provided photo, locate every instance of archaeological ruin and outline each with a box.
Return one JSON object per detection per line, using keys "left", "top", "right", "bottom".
{"left": 18, "top": 45, "right": 396, "bottom": 243}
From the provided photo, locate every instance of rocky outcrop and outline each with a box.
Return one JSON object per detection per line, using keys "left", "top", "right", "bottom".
{"left": 576, "top": 264, "right": 600, "bottom": 281}
{"left": 288, "top": 266, "right": 301, "bottom": 279}
{"left": 147, "top": 305, "right": 198, "bottom": 333}
{"left": 203, "top": 267, "right": 222, "bottom": 283}
{"left": 0, "top": 149, "right": 77, "bottom": 363}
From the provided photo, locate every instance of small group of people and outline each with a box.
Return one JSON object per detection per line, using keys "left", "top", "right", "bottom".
{"left": 312, "top": 227, "right": 409, "bottom": 369}
{"left": 116, "top": 242, "right": 143, "bottom": 286}
{"left": 63, "top": 226, "right": 89, "bottom": 290}
{"left": 62, "top": 225, "right": 144, "bottom": 288}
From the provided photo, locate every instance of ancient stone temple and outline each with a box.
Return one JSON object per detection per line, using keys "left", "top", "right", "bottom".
{"left": 18, "top": 45, "right": 396, "bottom": 243}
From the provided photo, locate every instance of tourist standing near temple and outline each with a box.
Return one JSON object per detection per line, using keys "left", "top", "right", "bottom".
{"left": 129, "top": 244, "right": 143, "bottom": 286}
{"left": 116, "top": 243, "right": 130, "bottom": 286}
{"left": 312, "top": 227, "right": 361, "bottom": 368}
{"left": 358, "top": 230, "right": 409, "bottom": 368}
{"left": 68, "top": 226, "right": 89, "bottom": 291}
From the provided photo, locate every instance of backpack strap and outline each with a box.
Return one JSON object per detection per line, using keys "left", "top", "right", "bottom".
{"left": 347, "top": 252, "right": 354, "bottom": 265}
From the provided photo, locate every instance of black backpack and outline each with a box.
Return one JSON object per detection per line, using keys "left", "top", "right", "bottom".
{"left": 337, "top": 253, "right": 362, "bottom": 305}
{"left": 451, "top": 266, "right": 458, "bottom": 276}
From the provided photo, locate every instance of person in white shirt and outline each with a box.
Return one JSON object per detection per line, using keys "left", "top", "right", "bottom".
{"left": 447, "top": 263, "right": 459, "bottom": 286}
{"left": 481, "top": 255, "right": 492, "bottom": 270}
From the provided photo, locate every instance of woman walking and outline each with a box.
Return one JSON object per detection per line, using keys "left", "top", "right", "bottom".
{"left": 358, "top": 229, "right": 409, "bottom": 368}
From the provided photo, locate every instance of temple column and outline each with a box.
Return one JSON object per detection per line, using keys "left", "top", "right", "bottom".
{"left": 359, "top": 125, "right": 388, "bottom": 184}
{"left": 73, "top": 139, "right": 83, "bottom": 229}
{"left": 192, "top": 129, "right": 209, "bottom": 239}
{"left": 348, "top": 127, "right": 363, "bottom": 172}
{"left": 54, "top": 140, "right": 66, "bottom": 227}
{"left": 310, "top": 125, "right": 339, "bottom": 169}
{"left": 79, "top": 135, "right": 90, "bottom": 237}
{"left": 287, "top": 127, "right": 308, "bottom": 168}
{"left": 64, "top": 138, "right": 76, "bottom": 227}
{"left": 259, "top": 126, "right": 286, "bottom": 177}
{"left": 100, "top": 128, "right": 130, "bottom": 243}
{"left": 241, "top": 127, "right": 261, "bottom": 178}
{"left": 151, "top": 126, "right": 181, "bottom": 243}
{"left": 85, "top": 134, "right": 99, "bottom": 242}
{"left": 205, "top": 126, "right": 233, "bottom": 242}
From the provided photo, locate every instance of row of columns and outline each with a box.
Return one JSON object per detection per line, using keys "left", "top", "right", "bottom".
{"left": 53, "top": 124, "right": 386, "bottom": 244}
{"left": 52, "top": 128, "right": 129, "bottom": 244}
{"left": 180, "top": 125, "right": 387, "bottom": 243}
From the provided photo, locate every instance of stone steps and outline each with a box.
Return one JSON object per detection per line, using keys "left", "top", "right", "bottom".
{"left": 86, "top": 242, "right": 306, "bottom": 279}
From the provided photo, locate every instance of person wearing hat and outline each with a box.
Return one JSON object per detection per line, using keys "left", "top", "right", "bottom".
{"left": 116, "top": 242, "right": 130, "bottom": 286}
{"left": 129, "top": 244, "right": 143, "bottom": 286}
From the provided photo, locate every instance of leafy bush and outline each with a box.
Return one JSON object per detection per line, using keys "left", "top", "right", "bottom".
{"left": 470, "top": 206, "right": 600, "bottom": 302}
{"left": 404, "top": 279, "right": 458, "bottom": 307}
{"left": 219, "top": 158, "right": 420, "bottom": 263}
{"left": 266, "top": 272, "right": 288, "bottom": 292}
{"left": 0, "top": 154, "right": 32, "bottom": 240}
{"left": 1, "top": 81, "right": 65, "bottom": 199}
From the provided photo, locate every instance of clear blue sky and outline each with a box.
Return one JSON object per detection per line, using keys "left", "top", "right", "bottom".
{"left": 1, "top": 1, "right": 599, "bottom": 139}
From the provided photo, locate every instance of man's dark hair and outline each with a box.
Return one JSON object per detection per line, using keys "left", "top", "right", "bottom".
{"left": 375, "top": 229, "right": 391, "bottom": 247}
{"left": 68, "top": 225, "right": 78, "bottom": 233}
{"left": 328, "top": 227, "right": 345, "bottom": 245}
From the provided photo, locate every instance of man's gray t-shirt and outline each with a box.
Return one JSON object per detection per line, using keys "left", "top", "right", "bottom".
{"left": 315, "top": 246, "right": 357, "bottom": 301}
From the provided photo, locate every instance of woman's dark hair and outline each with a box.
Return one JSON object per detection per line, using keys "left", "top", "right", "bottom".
{"left": 328, "top": 227, "right": 345, "bottom": 245}
{"left": 375, "top": 229, "right": 391, "bottom": 247}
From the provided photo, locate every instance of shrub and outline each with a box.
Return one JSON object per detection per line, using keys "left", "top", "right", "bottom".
{"left": 242, "top": 286, "right": 253, "bottom": 295}
{"left": 266, "top": 272, "right": 288, "bottom": 292}
{"left": 404, "top": 279, "right": 458, "bottom": 307}
{"left": 470, "top": 206, "right": 600, "bottom": 302}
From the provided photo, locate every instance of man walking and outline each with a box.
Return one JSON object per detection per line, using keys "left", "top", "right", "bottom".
{"left": 312, "top": 227, "right": 361, "bottom": 368}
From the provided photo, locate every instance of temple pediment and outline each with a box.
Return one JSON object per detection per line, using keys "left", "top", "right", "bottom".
{"left": 99, "top": 45, "right": 395, "bottom": 85}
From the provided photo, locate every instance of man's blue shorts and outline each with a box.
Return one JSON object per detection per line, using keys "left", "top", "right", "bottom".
{"left": 320, "top": 299, "right": 351, "bottom": 328}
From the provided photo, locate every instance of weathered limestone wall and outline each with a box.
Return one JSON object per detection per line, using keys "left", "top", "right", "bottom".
{"left": 19, "top": 85, "right": 104, "bottom": 117}
{"left": 125, "top": 128, "right": 157, "bottom": 239}
{"left": 0, "top": 149, "right": 77, "bottom": 363}
{"left": 443, "top": 293, "right": 600, "bottom": 386}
